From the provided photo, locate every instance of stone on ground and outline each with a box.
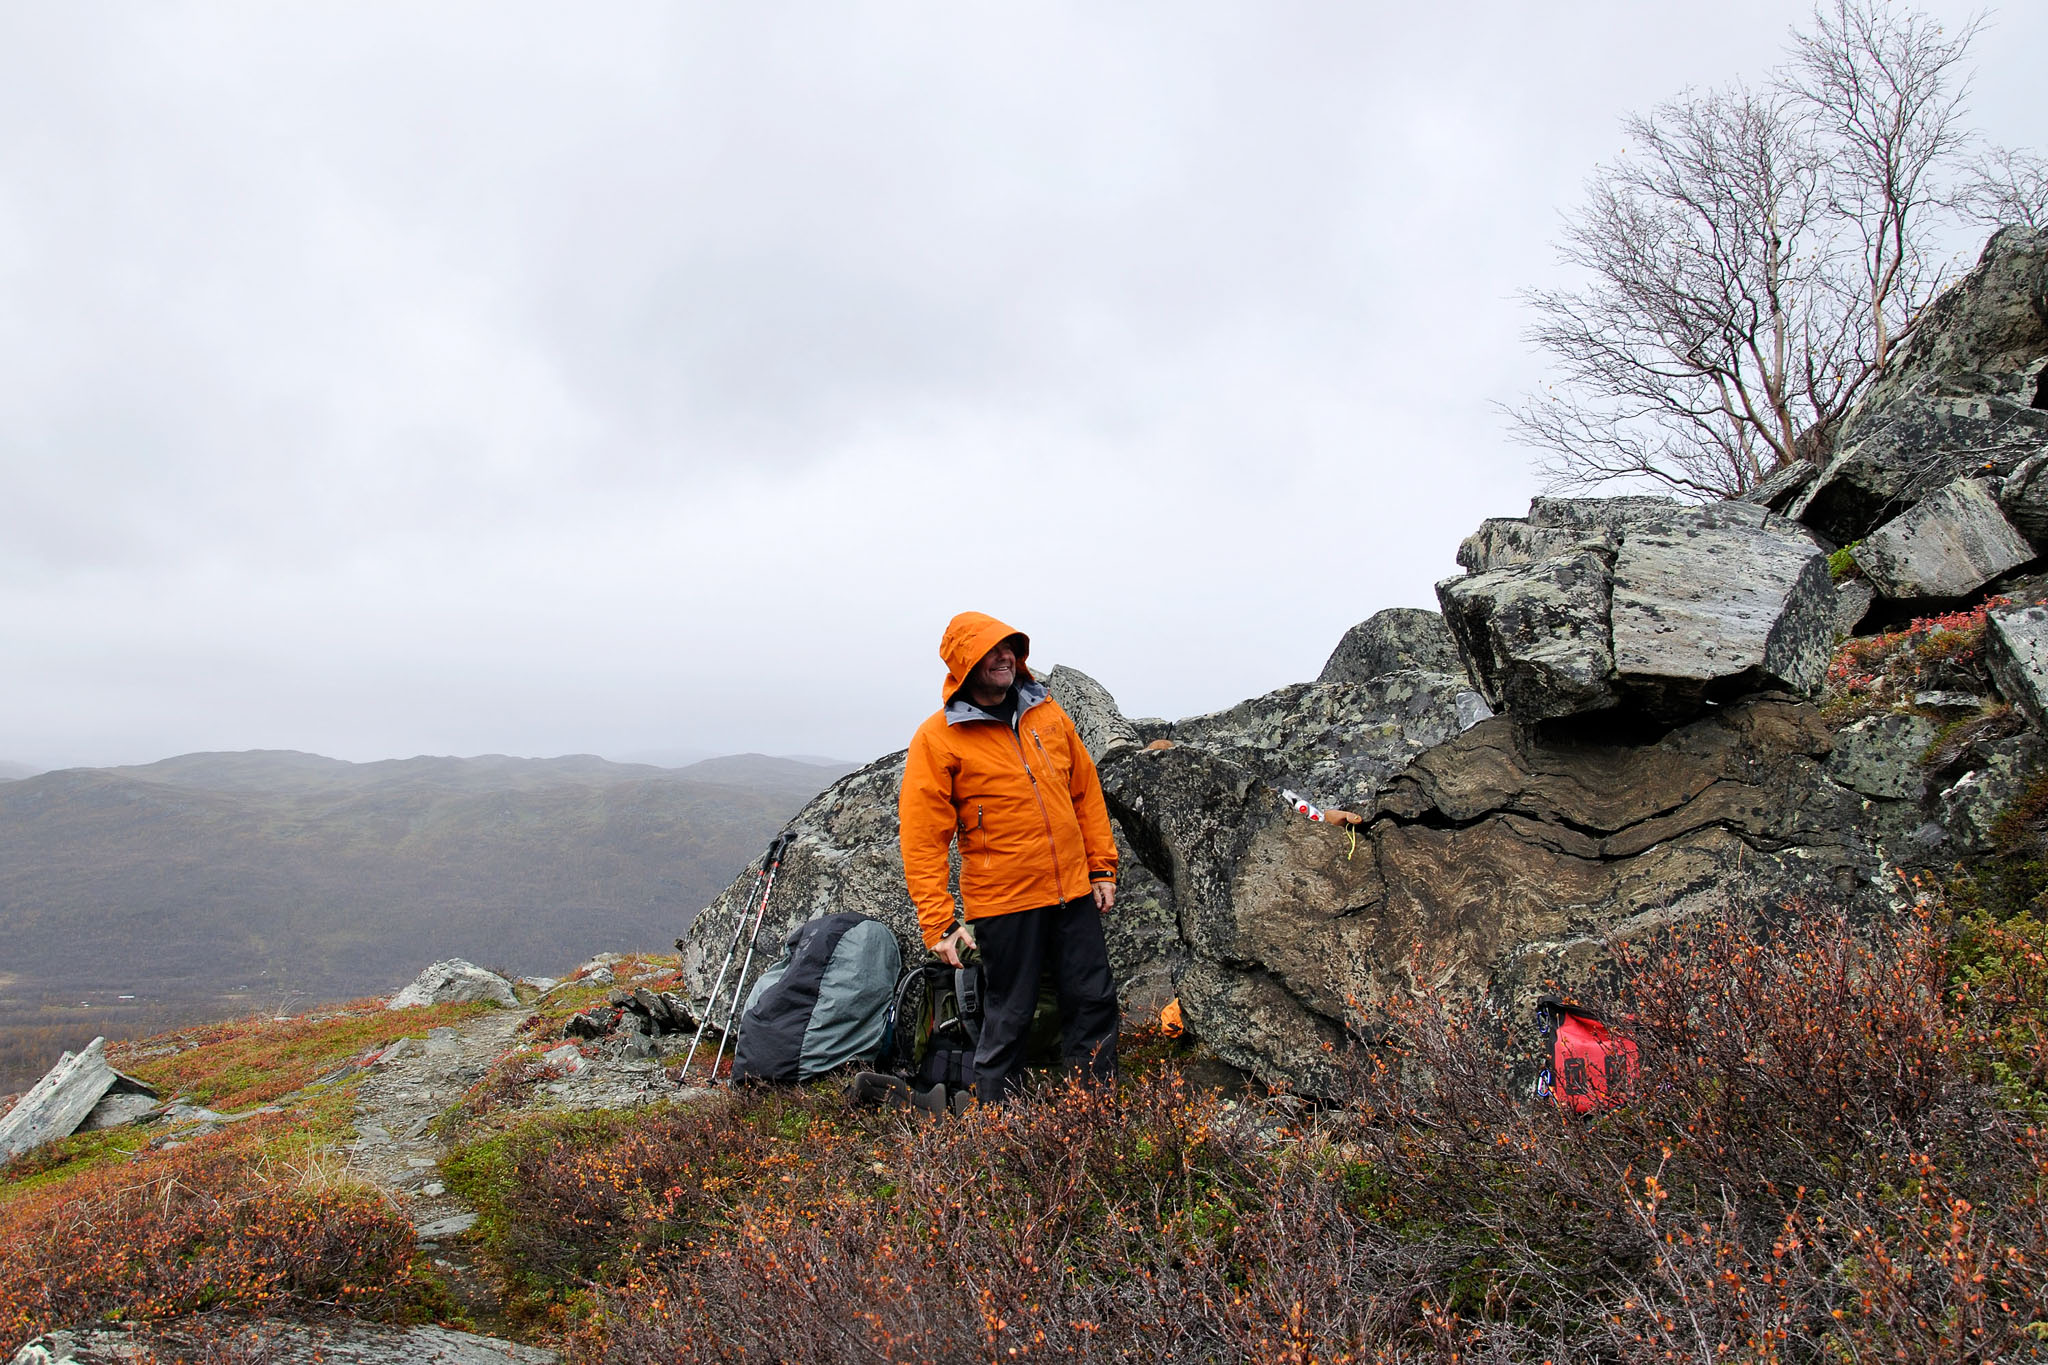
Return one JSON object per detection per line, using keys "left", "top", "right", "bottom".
{"left": 9, "top": 1321, "right": 558, "bottom": 1364}
{"left": 387, "top": 959, "right": 517, "bottom": 1010}
{"left": 0, "top": 1038, "right": 157, "bottom": 1163}
{"left": 1850, "top": 479, "right": 2034, "bottom": 600}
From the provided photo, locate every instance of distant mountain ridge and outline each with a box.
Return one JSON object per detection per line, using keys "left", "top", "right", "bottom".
{"left": 0, "top": 749, "right": 853, "bottom": 1090}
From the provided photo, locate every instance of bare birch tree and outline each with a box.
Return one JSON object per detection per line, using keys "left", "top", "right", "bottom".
{"left": 1961, "top": 146, "right": 2048, "bottom": 232}
{"left": 1511, "top": 1, "right": 1982, "bottom": 499}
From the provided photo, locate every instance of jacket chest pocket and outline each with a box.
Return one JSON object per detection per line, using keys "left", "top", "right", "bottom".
{"left": 1028, "top": 728, "right": 1070, "bottom": 786}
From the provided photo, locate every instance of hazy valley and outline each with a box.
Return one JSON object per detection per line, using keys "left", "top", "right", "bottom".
{"left": 0, "top": 749, "right": 850, "bottom": 1092}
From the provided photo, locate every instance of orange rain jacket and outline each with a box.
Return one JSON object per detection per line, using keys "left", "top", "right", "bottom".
{"left": 898, "top": 612, "right": 1118, "bottom": 949}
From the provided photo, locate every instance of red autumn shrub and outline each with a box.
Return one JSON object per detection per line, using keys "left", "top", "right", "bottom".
{"left": 0, "top": 1115, "right": 417, "bottom": 1354}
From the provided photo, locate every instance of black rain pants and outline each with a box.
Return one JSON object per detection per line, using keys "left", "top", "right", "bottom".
{"left": 971, "top": 893, "right": 1121, "bottom": 1105}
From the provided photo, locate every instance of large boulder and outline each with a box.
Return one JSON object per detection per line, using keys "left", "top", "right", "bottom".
{"left": 386, "top": 959, "right": 517, "bottom": 1010}
{"left": 1318, "top": 607, "right": 1464, "bottom": 683}
{"left": 1437, "top": 548, "right": 1618, "bottom": 722}
{"left": 1103, "top": 696, "right": 1881, "bottom": 1094}
{"left": 1850, "top": 478, "right": 2036, "bottom": 600}
{"left": 1792, "top": 227, "right": 2048, "bottom": 544}
{"left": 1438, "top": 500, "right": 1833, "bottom": 723}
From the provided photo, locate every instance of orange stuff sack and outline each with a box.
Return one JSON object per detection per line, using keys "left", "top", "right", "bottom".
{"left": 1536, "top": 997, "right": 1638, "bottom": 1116}
{"left": 1158, "top": 998, "right": 1184, "bottom": 1038}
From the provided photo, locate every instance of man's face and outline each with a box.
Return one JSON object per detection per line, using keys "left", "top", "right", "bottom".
{"left": 969, "top": 639, "right": 1019, "bottom": 696}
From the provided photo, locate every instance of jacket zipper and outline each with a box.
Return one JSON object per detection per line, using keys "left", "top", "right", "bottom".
{"left": 1010, "top": 718, "right": 1067, "bottom": 906}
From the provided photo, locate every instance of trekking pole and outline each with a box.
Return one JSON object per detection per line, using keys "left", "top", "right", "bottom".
{"left": 708, "top": 831, "right": 793, "bottom": 1083}
{"left": 680, "top": 831, "right": 791, "bottom": 1081}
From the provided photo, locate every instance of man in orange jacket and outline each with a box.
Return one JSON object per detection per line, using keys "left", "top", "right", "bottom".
{"left": 898, "top": 611, "right": 1121, "bottom": 1103}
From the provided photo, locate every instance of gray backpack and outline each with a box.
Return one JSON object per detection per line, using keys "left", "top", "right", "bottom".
{"left": 729, "top": 913, "right": 902, "bottom": 1084}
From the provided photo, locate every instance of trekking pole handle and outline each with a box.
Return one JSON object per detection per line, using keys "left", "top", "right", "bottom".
{"left": 764, "top": 830, "right": 795, "bottom": 869}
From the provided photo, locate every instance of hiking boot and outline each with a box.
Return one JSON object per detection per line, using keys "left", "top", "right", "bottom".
{"left": 851, "top": 1072, "right": 913, "bottom": 1109}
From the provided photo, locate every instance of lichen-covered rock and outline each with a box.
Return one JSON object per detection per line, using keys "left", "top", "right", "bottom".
{"left": 2002, "top": 452, "right": 2048, "bottom": 552}
{"left": 1166, "top": 670, "right": 1491, "bottom": 812}
{"left": 1043, "top": 664, "right": 1140, "bottom": 759}
{"left": 1936, "top": 735, "right": 2045, "bottom": 852}
{"left": 1850, "top": 479, "right": 2035, "bottom": 600}
{"left": 1318, "top": 607, "right": 1464, "bottom": 683}
{"left": 1988, "top": 602, "right": 2048, "bottom": 731}
{"left": 1440, "top": 500, "right": 1832, "bottom": 723}
{"left": 1607, "top": 508, "right": 1835, "bottom": 703}
{"left": 386, "top": 959, "right": 516, "bottom": 1010}
{"left": 9, "top": 1321, "right": 559, "bottom": 1364}
{"left": 1826, "top": 712, "right": 1940, "bottom": 800}
{"left": 1848, "top": 227, "right": 2048, "bottom": 420}
{"left": 1438, "top": 548, "right": 1618, "bottom": 722}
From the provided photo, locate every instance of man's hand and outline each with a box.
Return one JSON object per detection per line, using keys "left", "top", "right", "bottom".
{"left": 935, "top": 923, "right": 977, "bottom": 967}
{"left": 1091, "top": 880, "right": 1116, "bottom": 913}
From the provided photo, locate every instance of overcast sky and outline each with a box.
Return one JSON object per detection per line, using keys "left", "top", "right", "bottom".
{"left": 2, "top": 2, "right": 2041, "bottom": 772}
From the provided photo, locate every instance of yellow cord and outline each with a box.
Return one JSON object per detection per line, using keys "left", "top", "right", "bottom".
{"left": 1346, "top": 825, "right": 1357, "bottom": 861}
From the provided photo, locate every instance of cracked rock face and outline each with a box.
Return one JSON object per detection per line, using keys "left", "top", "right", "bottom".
{"left": 1165, "top": 670, "right": 1492, "bottom": 813}
{"left": 1104, "top": 697, "right": 1879, "bottom": 1094}
{"left": 1439, "top": 500, "right": 1833, "bottom": 723}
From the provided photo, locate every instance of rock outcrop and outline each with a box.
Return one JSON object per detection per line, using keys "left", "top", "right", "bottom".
{"left": 1792, "top": 227, "right": 2048, "bottom": 545}
{"left": 1103, "top": 696, "right": 1880, "bottom": 1093}
{"left": 664, "top": 228, "right": 2046, "bottom": 1097}
{"left": 0, "top": 1039, "right": 158, "bottom": 1163}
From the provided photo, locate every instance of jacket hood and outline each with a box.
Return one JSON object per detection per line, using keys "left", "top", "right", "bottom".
{"left": 939, "top": 611, "right": 1033, "bottom": 704}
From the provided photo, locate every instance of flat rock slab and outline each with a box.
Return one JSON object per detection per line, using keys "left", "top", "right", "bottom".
{"left": 10, "top": 1321, "right": 558, "bottom": 1363}
{"left": 1852, "top": 479, "right": 2034, "bottom": 600}
{"left": 0, "top": 1039, "right": 156, "bottom": 1164}
{"left": 1989, "top": 602, "right": 2048, "bottom": 731}
{"left": 1610, "top": 513, "right": 1835, "bottom": 695}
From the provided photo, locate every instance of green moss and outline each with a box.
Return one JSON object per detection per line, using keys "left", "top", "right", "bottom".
{"left": 1828, "top": 543, "right": 1864, "bottom": 581}
{"left": 0, "top": 1125, "right": 152, "bottom": 1202}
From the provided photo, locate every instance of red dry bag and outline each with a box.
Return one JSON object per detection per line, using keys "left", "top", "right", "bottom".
{"left": 1535, "top": 997, "right": 1638, "bottom": 1116}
